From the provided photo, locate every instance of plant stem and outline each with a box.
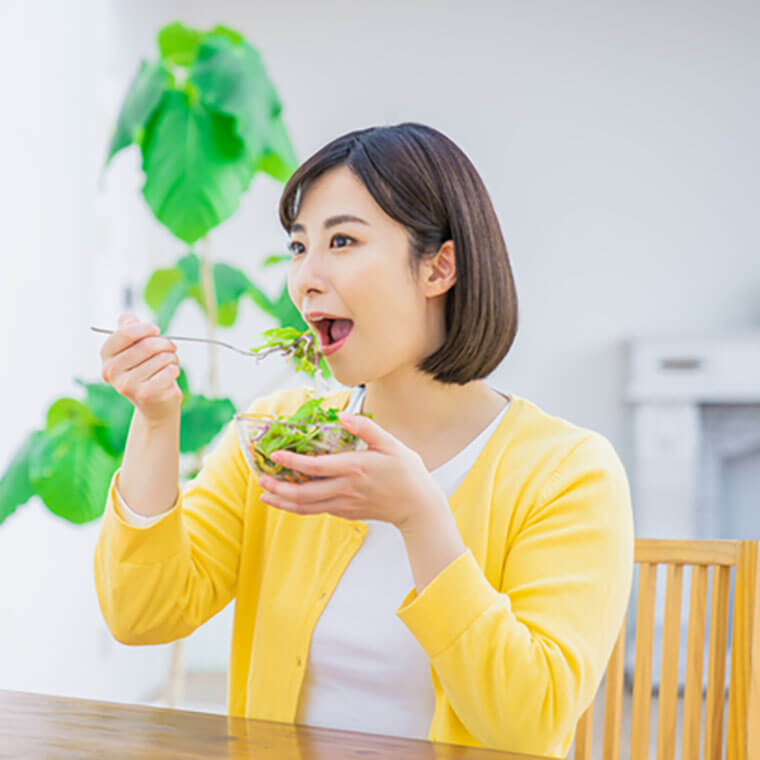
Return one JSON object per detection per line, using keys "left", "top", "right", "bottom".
{"left": 200, "top": 234, "right": 220, "bottom": 394}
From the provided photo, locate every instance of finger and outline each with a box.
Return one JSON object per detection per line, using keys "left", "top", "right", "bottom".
{"left": 137, "top": 362, "right": 181, "bottom": 398}
{"left": 259, "top": 473, "right": 349, "bottom": 504}
{"left": 338, "top": 411, "right": 392, "bottom": 452}
{"left": 103, "top": 337, "right": 176, "bottom": 383}
{"left": 270, "top": 449, "right": 362, "bottom": 478}
{"left": 119, "top": 337, "right": 177, "bottom": 373}
{"left": 120, "top": 351, "right": 179, "bottom": 389}
{"left": 112, "top": 352, "right": 177, "bottom": 395}
{"left": 102, "top": 321, "right": 160, "bottom": 360}
{"left": 259, "top": 490, "right": 345, "bottom": 516}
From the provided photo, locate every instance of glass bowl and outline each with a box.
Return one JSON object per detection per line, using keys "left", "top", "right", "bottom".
{"left": 234, "top": 412, "right": 368, "bottom": 483}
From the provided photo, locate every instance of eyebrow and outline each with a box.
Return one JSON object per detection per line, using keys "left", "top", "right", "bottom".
{"left": 290, "top": 214, "right": 369, "bottom": 235}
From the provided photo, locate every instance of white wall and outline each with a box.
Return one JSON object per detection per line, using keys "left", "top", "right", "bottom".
{"left": 1, "top": 0, "right": 758, "bottom": 708}
{"left": 0, "top": 0, "right": 174, "bottom": 703}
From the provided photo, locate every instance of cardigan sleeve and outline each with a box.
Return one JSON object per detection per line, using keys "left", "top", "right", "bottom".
{"left": 93, "top": 406, "right": 253, "bottom": 646}
{"left": 115, "top": 478, "right": 176, "bottom": 527}
{"left": 395, "top": 432, "right": 634, "bottom": 756}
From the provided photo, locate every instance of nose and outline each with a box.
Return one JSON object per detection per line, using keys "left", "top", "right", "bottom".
{"left": 290, "top": 247, "right": 329, "bottom": 306}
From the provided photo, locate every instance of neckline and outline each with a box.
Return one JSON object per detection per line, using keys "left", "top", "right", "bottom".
{"left": 335, "top": 386, "right": 522, "bottom": 516}
{"left": 429, "top": 390, "right": 511, "bottom": 474}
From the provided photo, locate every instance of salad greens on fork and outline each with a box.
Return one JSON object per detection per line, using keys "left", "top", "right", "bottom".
{"left": 248, "top": 326, "right": 329, "bottom": 381}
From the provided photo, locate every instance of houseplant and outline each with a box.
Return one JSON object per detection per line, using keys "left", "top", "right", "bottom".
{"left": 0, "top": 19, "right": 324, "bottom": 707}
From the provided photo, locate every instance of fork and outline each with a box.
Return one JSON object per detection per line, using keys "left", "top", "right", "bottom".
{"left": 90, "top": 325, "right": 330, "bottom": 393}
{"left": 90, "top": 325, "right": 263, "bottom": 357}
{"left": 90, "top": 325, "right": 331, "bottom": 393}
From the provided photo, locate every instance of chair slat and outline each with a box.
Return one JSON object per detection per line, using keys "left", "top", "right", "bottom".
{"left": 602, "top": 613, "right": 626, "bottom": 760}
{"left": 656, "top": 564, "right": 683, "bottom": 760}
{"left": 573, "top": 704, "right": 593, "bottom": 760}
{"left": 727, "top": 542, "right": 758, "bottom": 760}
{"left": 704, "top": 564, "right": 731, "bottom": 760}
{"left": 748, "top": 541, "right": 760, "bottom": 760}
{"left": 631, "top": 562, "right": 657, "bottom": 760}
{"left": 635, "top": 539, "right": 740, "bottom": 567}
{"left": 682, "top": 564, "right": 708, "bottom": 759}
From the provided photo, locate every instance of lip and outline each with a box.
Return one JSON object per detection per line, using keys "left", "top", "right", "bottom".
{"left": 304, "top": 310, "right": 350, "bottom": 325}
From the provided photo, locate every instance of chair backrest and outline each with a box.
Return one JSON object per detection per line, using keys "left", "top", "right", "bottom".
{"left": 573, "top": 538, "right": 760, "bottom": 760}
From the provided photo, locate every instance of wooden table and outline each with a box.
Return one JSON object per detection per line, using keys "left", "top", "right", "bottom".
{"left": 0, "top": 689, "right": 552, "bottom": 759}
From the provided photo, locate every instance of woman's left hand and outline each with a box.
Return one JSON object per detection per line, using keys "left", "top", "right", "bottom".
{"left": 257, "top": 410, "right": 445, "bottom": 533}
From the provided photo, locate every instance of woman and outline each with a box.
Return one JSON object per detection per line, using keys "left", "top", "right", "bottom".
{"left": 94, "top": 123, "right": 633, "bottom": 758}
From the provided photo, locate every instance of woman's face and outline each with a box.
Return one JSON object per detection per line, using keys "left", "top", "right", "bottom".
{"left": 286, "top": 165, "right": 448, "bottom": 388}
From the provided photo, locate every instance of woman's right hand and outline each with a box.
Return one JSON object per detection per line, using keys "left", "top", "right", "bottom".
{"left": 100, "top": 312, "right": 183, "bottom": 424}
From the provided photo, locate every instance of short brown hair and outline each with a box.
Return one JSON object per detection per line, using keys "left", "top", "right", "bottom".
{"left": 278, "top": 123, "right": 518, "bottom": 385}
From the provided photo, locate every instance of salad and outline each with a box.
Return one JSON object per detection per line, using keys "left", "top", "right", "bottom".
{"left": 239, "top": 325, "right": 372, "bottom": 482}
{"left": 248, "top": 326, "right": 328, "bottom": 380}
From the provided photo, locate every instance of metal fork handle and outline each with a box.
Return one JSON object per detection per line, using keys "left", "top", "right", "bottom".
{"left": 89, "top": 326, "right": 256, "bottom": 357}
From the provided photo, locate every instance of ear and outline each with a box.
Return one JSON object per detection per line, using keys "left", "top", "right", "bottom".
{"left": 422, "top": 239, "right": 456, "bottom": 296}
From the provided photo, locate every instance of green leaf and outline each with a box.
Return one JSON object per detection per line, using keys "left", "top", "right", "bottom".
{"left": 260, "top": 253, "right": 291, "bottom": 267}
{"left": 140, "top": 90, "right": 255, "bottom": 243}
{"left": 189, "top": 36, "right": 277, "bottom": 160}
{"left": 0, "top": 431, "right": 46, "bottom": 525}
{"left": 45, "top": 397, "right": 113, "bottom": 461}
{"left": 216, "top": 300, "right": 238, "bottom": 326}
{"left": 249, "top": 326, "right": 305, "bottom": 352}
{"left": 146, "top": 252, "right": 255, "bottom": 330}
{"left": 157, "top": 22, "right": 203, "bottom": 66}
{"left": 157, "top": 21, "right": 244, "bottom": 70}
{"left": 144, "top": 266, "right": 190, "bottom": 333}
{"left": 28, "top": 422, "right": 119, "bottom": 524}
{"left": 74, "top": 379, "right": 135, "bottom": 456}
{"left": 253, "top": 114, "right": 299, "bottom": 183}
{"left": 270, "top": 283, "right": 309, "bottom": 332}
{"left": 176, "top": 366, "right": 190, "bottom": 397}
{"left": 188, "top": 35, "right": 298, "bottom": 180}
{"left": 175, "top": 251, "right": 200, "bottom": 281}
{"left": 214, "top": 260, "right": 252, "bottom": 307}
{"left": 45, "top": 397, "right": 103, "bottom": 432}
{"left": 179, "top": 395, "right": 236, "bottom": 453}
{"left": 189, "top": 259, "right": 251, "bottom": 327}
{"left": 248, "top": 326, "right": 324, "bottom": 380}
{"left": 105, "top": 60, "right": 170, "bottom": 166}
{"left": 0, "top": 366, "right": 238, "bottom": 527}
{"left": 286, "top": 398, "right": 322, "bottom": 423}
{"left": 205, "top": 25, "right": 244, "bottom": 46}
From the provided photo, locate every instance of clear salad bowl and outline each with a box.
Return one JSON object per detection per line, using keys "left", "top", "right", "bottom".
{"left": 234, "top": 413, "right": 368, "bottom": 483}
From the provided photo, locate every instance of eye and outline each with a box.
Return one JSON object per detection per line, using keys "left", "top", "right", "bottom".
{"left": 287, "top": 240, "right": 304, "bottom": 256}
{"left": 287, "top": 233, "right": 356, "bottom": 257}
{"left": 330, "top": 233, "right": 354, "bottom": 249}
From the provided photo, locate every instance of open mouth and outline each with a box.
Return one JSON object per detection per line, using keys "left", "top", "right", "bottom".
{"left": 316, "top": 318, "right": 354, "bottom": 348}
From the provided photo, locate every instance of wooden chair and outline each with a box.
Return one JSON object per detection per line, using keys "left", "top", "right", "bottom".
{"left": 573, "top": 538, "right": 760, "bottom": 760}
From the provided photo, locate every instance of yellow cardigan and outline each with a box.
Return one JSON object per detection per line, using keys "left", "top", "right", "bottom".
{"left": 94, "top": 385, "right": 634, "bottom": 758}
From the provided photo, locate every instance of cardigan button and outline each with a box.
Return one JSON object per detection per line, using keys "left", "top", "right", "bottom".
{"left": 296, "top": 656, "right": 303, "bottom": 667}
{"left": 319, "top": 592, "right": 327, "bottom": 600}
